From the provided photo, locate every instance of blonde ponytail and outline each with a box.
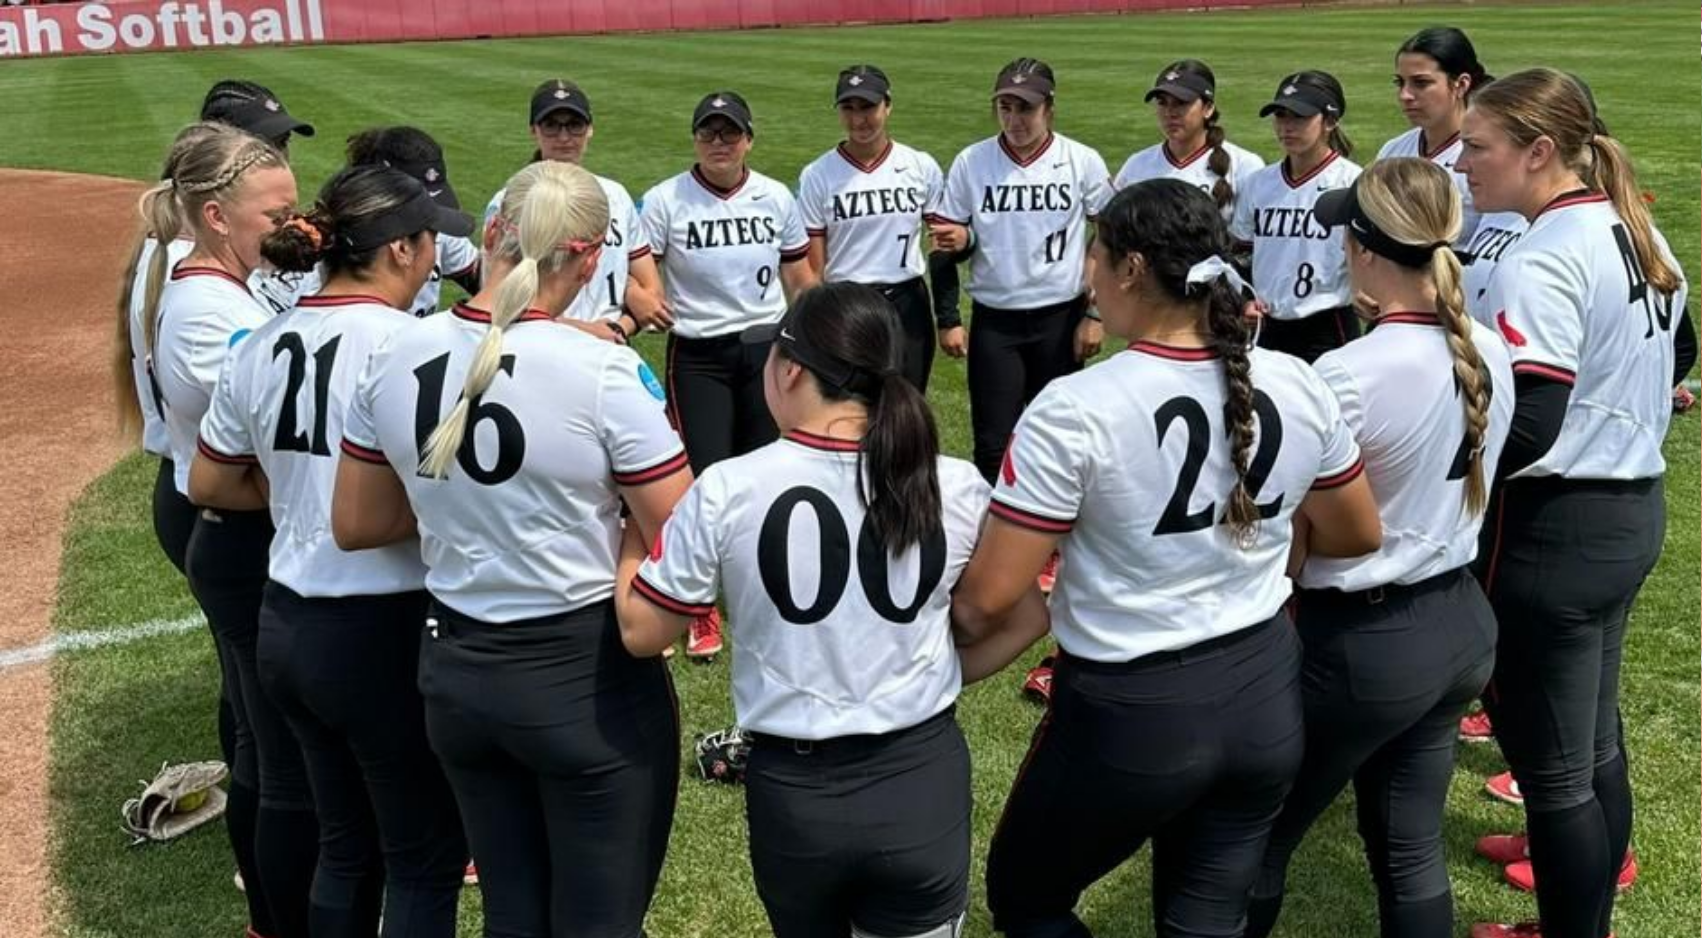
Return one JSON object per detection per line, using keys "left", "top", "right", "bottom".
{"left": 418, "top": 161, "right": 610, "bottom": 479}
{"left": 1433, "top": 247, "right": 1490, "bottom": 516}
{"left": 1588, "top": 134, "right": 1681, "bottom": 295}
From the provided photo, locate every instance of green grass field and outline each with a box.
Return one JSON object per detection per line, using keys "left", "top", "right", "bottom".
{"left": 6, "top": 1, "right": 1697, "bottom": 935}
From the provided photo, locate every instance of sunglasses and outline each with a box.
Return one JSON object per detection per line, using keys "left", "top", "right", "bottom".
{"left": 536, "top": 118, "right": 591, "bottom": 138}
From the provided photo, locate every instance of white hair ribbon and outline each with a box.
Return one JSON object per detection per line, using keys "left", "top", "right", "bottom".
{"left": 1185, "top": 255, "right": 1249, "bottom": 296}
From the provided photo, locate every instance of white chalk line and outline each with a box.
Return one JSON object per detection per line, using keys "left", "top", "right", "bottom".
{"left": 0, "top": 614, "right": 205, "bottom": 672}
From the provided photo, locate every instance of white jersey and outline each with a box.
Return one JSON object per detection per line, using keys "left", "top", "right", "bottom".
{"left": 153, "top": 264, "right": 273, "bottom": 494}
{"left": 1485, "top": 193, "right": 1688, "bottom": 480}
{"left": 341, "top": 302, "right": 688, "bottom": 622}
{"left": 484, "top": 174, "right": 652, "bottom": 322}
{"left": 199, "top": 295, "right": 427, "bottom": 597}
{"left": 991, "top": 342, "right": 1362, "bottom": 662}
{"left": 129, "top": 237, "right": 194, "bottom": 456}
{"left": 1461, "top": 211, "right": 1528, "bottom": 326}
{"left": 635, "top": 432, "right": 988, "bottom": 739}
{"left": 1376, "top": 128, "right": 1479, "bottom": 246}
{"left": 248, "top": 234, "right": 479, "bottom": 319}
{"left": 1112, "top": 139, "right": 1265, "bottom": 224}
{"left": 797, "top": 141, "right": 945, "bottom": 284}
{"left": 1230, "top": 151, "right": 1363, "bottom": 320}
{"left": 938, "top": 133, "right": 1112, "bottom": 309}
{"left": 1300, "top": 313, "right": 1514, "bottom": 590}
{"left": 641, "top": 167, "right": 810, "bottom": 338}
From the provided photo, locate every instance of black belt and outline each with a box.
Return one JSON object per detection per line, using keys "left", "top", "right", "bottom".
{"left": 747, "top": 705, "right": 954, "bottom": 756}
{"left": 1065, "top": 614, "right": 1280, "bottom": 674}
{"left": 1298, "top": 566, "right": 1467, "bottom": 608}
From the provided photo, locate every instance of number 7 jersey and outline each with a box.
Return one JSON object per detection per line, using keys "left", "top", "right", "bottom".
{"left": 340, "top": 304, "right": 689, "bottom": 622}
{"left": 991, "top": 343, "right": 1362, "bottom": 661}
{"left": 635, "top": 432, "right": 991, "bottom": 739}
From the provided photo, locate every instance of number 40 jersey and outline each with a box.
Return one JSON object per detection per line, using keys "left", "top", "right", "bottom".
{"left": 636, "top": 431, "right": 991, "bottom": 740}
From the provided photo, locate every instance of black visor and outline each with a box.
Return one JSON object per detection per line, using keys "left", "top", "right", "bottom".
{"left": 744, "top": 310, "right": 870, "bottom": 392}
{"left": 342, "top": 180, "right": 473, "bottom": 253}
{"left": 1315, "top": 182, "right": 1447, "bottom": 269}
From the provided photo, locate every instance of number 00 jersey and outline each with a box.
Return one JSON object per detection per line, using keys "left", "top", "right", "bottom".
{"left": 1485, "top": 193, "right": 1689, "bottom": 480}
{"left": 1230, "top": 151, "right": 1363, "bottom": 320}
{"left": 991, "top": 343, "right": 1363, "bottom": 661}
{"left": 199, "top": 296, "right": 427, "bottom": 598}
{"left": 341, "top": 304, "right": 689, "bottom": 622}
{"left": 635, "top": 432, "right": 990, "bottom": 739}
{"left": 1299, "top": 314, "right": 1514, "bottom": 591}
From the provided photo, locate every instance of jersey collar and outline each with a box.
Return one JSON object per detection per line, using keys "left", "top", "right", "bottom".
{"left": 691, "top": 165, "right": 750, "bottom": 200}
{"left": 784, "top": 429, "right": 861, "bottom": 452}
{"left": 170, "top": 262, "right": 251, "bottom": 294}
{"left": 1126, "top": 341, "right": 1218, "bottom": 362}
{"left": 1535, "top": 188, "right": 1608, "bottom": 219}
{"left": 1281, "top": 149, "right": 1340, "bottom": 189}
{"left": 1164, "top": 140, "right": 1213, "bottom": 170}
{"left": 1419, "top": 130, "right": 1460, "bottom": 160}
{"left": 999, "top": 132, "right": 1055, "bottom": 168}
{"left": 451, "top": 302, "right": 556, "bottom": 325}
{"left": 296, "top": 293, "right": 392, "bottom": 309}
{"left": 1372, "top": 311, "right": 1443, "bottom": 329}
{"left": 837, "top": 140, "right": 894, "bottom": 174}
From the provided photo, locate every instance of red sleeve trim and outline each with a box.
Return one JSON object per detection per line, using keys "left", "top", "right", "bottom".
{"left": 339, "top": 438, "right": 389, "bottom": 465}
{"left": 931, "top": 214, "right": 969, "bottom": 226}
{"left": 922, "top": 213, "right": 951, "bottom": 225}
{"left": 989, "top": 499, "right": 1076, "bottom": 534}
{"left": 196, "top": 437, "right": 258, "bottom": 465}
{"left": 780, "top": 244, "right": 811, "bottom": 262}
{"left": 1511, "top": 361, "right": 1577, "bottom": 386}
{"left": 1312, "top": 457, "right": 1366, "bottom": 491}
{"left": 613, "top": 450, "right": 690, "bottom": 487}
{"left": 626, "top": 245, "right": 653, "bottom": 261}
{"left": 806, "top": 228, "right": 827, "bottom": 238}
{"left": 634, "top": 574, "right": 715, "bottom": 618}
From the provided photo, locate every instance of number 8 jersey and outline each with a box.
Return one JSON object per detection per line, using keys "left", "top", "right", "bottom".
{"left": 991, "top": 343, "right": 1363, "bottom": 661}
{"left": 341, "top": 303, "right": 689, "bottom": 623}
{"left": 635, "top": 431, "right": 991, "bottom": 739}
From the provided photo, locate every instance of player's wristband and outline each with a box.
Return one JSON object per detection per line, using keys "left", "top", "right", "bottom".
{"left": 608, "top": 319, "right": 630, "bottom": 344}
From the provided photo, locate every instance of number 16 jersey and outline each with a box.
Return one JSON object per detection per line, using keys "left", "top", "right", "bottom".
{"left": 635, "top": 431, "right": 990, "bottom": 739}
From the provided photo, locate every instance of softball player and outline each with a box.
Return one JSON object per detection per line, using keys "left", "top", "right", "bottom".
{"left": 952, "top": 179, "right": 1382, "bottom": 938}
{"left": 1230, "top": 70, "right": 1364, "bottom": 363}
{"left": 347, "top": 126, "right": 481, "bottom": 317}
{"left": 141, "top": 121, "right": 316, "bottom": 938}
{"left": 189, "top": 166, "right": 473, "bottom": 938}
{"left": 929, "top": 57, "right": 1112, "bottom": 483}
{"left": 481, "top": 79, "right": 668, "bottom": 339}
{"left": 617, "top": 282, "right": 996, "bottom": 938}
{"left": 1376, "top": 27, "right": 1492, "bottom": 246}
{"left": 332, "top": 161, "right": 688, "bottom": 938}
{"left": 797, "top": 65, "right": 951, "bottom": 391}
{"left": 1113, "top": 59, "right": 1265, "bottom": 222}
{"left": 641, "top": 90, "right": 818, "bottom": 657}
{"left": 1456, "top": 68, "right": 1689, "bottom": 938}
{"left": 1245, "top": 159, "right": 1513, "bottom": 938}
{"left": 200, "top": 78, "right": 316, "bottom": 153}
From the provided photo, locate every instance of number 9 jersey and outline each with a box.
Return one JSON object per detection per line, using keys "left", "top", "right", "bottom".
{"left": 634, "top": 431, "right": 991, "bottom": 740}
{"left": 991, "top": 342, "right": 1363, "bottom": 662}
{"left": 340, "top": 303, "right": 689, "bottom": 623}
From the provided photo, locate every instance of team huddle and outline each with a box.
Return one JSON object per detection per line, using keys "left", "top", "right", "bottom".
{"left": 112, "top": 24, "right": 1693, "bottom": 938}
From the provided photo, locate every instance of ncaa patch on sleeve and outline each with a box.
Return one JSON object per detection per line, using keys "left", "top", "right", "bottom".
{"left": 228, "top": 328, "right": 253, "bottom": 348}
{"left": 638, "top": 362, "right": 666, "bottom": 401}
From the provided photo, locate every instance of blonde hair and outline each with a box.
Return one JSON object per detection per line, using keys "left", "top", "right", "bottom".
{"left": 1356, "top": 157, "right": 1489, "bottom": 516}
{"left": 418, "top": 161, "right": 610, "bottom": 478}
{"left": 1470, "top": 68, "right": 1679, "bottom": 294}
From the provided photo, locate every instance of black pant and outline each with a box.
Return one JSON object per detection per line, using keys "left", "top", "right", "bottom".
{"left": 666, "top": 330, "right": 778, "bottom": 475}
{"left": 865, "top": 277, "right": 937, "bottom": 394}
{"left": 259, "top": 584, "right": 467, "bottom": 938}
{"left": 420, "top": 599, "right": 679, "bottom": 938}
{"left": 747, "top": 708, "right": 971, "bottom": 938}
{"left": 986, "top": 615, "right": 1304, "bottom": 938}
{"left": 186, "top": 508, "right": 317, "bottom": 938}
{"left": 151, "top": 457, "right": 195, "bottom": 575}
{"left": 967, "top": 296, "right": 1086, "bottom": 482}
{"left": 1257, "top": 307, "right": 1359, "bottom": 363}
{"left": 1248, "top": 569, "right": 1496, "bottom": 938}
{"left": 1479, "top": 477, "right": 1663, "bottom": 938}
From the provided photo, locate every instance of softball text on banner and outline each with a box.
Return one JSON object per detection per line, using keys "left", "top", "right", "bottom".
{"left": 0, "top": 1, "right": 325, "bottom": 57}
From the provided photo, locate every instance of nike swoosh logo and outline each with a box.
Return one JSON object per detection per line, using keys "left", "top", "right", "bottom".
{"left": 751, "top": 193, "right": 767, "bottom": 201}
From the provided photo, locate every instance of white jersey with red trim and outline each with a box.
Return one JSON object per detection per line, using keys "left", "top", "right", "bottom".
{"left": 797, "top": 140, "right": 945, "bottom": 284}
{"left": 1300, "top": 313, "right": 1514, "bottom": 590}
{"left": 641, "top": 167, "right": 810, "bottom": 338}
{"left": 153, "top": 264, "right": 273, "bottom": 494}
{"left": 341, "top": 302, "right": 688, "bottom": 622}
{"left": 1460, "top": 211, "right": 1528, "bottom": 326}
{"left": 484, "top": 174, "right": 652, "bottom": 323}
{"left": 938, "top": 133, "right": 1112, "bottom": 309}
{"left": 1485, "top": 193, "right": 1688, "bottom": 480}
{"left": 248, "top": 234, "right": 479, "bottom": 320}
{"left": 1230, "top": 151, "right": 1363, "bottom": 320}
{"left": 129, "top": 237, "right": 194, "bottom": 457}
{"left": 635, "top": 432, "right": 988, "bottom": 739}
{"left": 199, "top": 295, "right": 425, "bottom": 597}
{"left": 1112, "top": 139, "right": 1265, "bottom": 223}
{"left": 1376, "top": 128, "right": 1479, "bottom": 246}
{"left": 991, "top": 343, "right": 1362, "bottom": 661}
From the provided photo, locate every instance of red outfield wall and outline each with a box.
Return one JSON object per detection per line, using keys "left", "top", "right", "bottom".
{"left": 0, "top": 0, "right": 1304, "bottom": 59}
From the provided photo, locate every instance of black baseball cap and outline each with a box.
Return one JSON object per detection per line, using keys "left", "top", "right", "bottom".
{"left": 743, "top": 306, "right": 863, "bottom": 390}
{"left": 693, "top": 91, "right": 754, "bottom": 135}
{"left": 342, "top": 173, "right": 474, "bottom": 253}
{"left": 992, "top": 60, "right": 1054, "bottom": 104}
{"left": 836, "top": 65, "right": 891, "bottom": 105}
{"left": 387, "top": 156, "right": 460, "bottom": 211}
{"left": 201, "top": 80, "right": 315, "bottom": 141}
{"left": 1260, "top": 71, "right": 1346, "bottom": 119}
{"left": 530, "top": 79, "right": 593, "bottom": 125}
{"left": 1314, "top": 177, "right": 1445, "bottom": 269}
{"left": 1146, "top": 60, "right": 1216, "bottom": 103}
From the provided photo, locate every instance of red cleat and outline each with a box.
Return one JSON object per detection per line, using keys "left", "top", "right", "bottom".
{"left": 1022, "top": 656, "right": 1056, "bottom": 704}
{"left": 687, "top": 608, "right": 723, "bottom": 660}
{"left": 1504, "top": 851, "right": 1637, "bottom": 894}
{"left": 1471, "top": 923, "right": 1615, "bottom": 938}
{"left": 1459, "top": 709, "right": 1495, "bottom": 743}
{"left": 1485, "top": 771, "right": 1523, "bottom": 806}
{"left": 1475, "top": 832, "right": 1529, "bottom": 865}
{"left": 1037, "top": 553, "right": 1059, "bottom": 595}
{"left": 463, "top": 861, "right": 478, "bottom": 886}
